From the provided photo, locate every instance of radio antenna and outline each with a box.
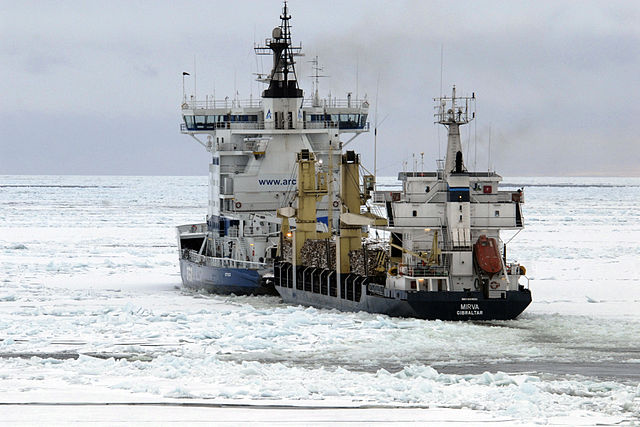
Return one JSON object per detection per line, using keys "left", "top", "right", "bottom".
{"left": 308, "top": 56, "right": 328, "bottom": 107}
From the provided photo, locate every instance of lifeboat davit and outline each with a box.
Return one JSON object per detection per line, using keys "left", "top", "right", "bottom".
{"left": 474, "top": 235, "right": 502, "bottom": 275}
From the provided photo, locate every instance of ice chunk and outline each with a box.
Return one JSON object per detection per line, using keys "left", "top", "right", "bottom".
{"left": 519, "top": 382, "right": 538, "bottom": 395}
{"left": 165, "top": 387, "right": 194, "bottom": 398}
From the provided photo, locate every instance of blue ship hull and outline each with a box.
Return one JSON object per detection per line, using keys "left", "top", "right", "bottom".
{"left": 179, "top": 259, "right": 275, "bottom": 295}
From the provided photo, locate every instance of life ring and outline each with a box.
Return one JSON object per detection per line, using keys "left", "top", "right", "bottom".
{"left": 489, "top": 281, "right": 500, "bottom": 290}
{"left": 235, "top": 201, "right": 242, "bottom": 209}
{"left": 332, "top": 200, "right": 339, "bottom": 208}
{"left": 519, "top": 265, "right": 527, "bottom": 275}
{"left": 474, "top": 278, "right": 480, "bottom": 290}
{"left": 190, "top": 225, "right": 197, "bottom": 233}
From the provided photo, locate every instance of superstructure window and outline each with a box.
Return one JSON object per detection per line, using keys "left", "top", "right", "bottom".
{"left": 337, "top": 114, "right": 367, "bottom": 129}
{"left": 194, "top": 116, "right": 207, "bottom": 128}
{"left": 183, "top": 114, "right": 257, "bottom": 130}
{"left": 448, "top": 187, "right": 470, "bottom": 202}
{"left": 308, "top": 113, "right": 367, "bottom": 129}
{"left": 230, "top": 115, "right": 258, "bottom": 122}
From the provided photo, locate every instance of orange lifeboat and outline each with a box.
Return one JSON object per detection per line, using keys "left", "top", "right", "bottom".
{"left": 474, "top": 235, "right": 502, "bottom": 275}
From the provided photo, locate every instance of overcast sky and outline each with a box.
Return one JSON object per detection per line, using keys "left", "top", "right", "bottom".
{"left": 1, "top": 0, "right": 638, "bottom": 176}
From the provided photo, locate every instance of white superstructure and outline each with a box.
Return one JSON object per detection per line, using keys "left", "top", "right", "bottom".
{"left": 177, "top": 3, "right": 369, "bottom": 287}
{"left": 374, "top": 86, "right": 526, "bottom": 297}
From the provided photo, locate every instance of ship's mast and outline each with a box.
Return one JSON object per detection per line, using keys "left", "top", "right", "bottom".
{"left": 435, "top": 87, "right": 476, "bottom": 260}
{"left": 254, "top": 1, "right": 303, "bottom": 98}
{"left": 309, "top": 56, "right": 328, "bottom": 107}
{"left": 434, "top": 86, "right": 475, "bottom": 176}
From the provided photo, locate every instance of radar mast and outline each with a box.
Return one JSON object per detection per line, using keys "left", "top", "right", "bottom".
{"left": 254, "top": 1, "right": 304, "bottom": 98}
{"left": 434, "top": 86, "right": 476, "bottom": 175}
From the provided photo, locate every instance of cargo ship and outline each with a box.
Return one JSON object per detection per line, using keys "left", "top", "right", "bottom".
{"left": 273, "top": 87, "right": 531, "bottom": 320}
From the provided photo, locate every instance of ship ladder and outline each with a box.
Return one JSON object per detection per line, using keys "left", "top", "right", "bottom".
{"left": 238, "top": 239, "right": 251, "bottom": 262}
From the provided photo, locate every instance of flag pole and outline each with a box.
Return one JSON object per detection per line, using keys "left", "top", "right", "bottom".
{"left": 182, "top": 72, "right": 190, "bottom": 103}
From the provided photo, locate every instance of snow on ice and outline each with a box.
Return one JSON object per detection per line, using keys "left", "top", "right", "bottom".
{"left": 0, "top": 175, "right": 639, "bottom": 424}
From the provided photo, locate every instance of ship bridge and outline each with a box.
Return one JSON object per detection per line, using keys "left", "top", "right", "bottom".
{"left": 180, "top": 97, "right": 369, "bottom": 133}
{"left": 178, "top": 1, "right": 369, "bottom": 221}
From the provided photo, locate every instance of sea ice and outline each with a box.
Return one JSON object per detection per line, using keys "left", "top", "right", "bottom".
{"left": 1, "top": 175, "right": 639, "bottom": 423}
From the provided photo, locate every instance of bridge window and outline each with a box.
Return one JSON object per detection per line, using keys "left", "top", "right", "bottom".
{"left": 308, "top": 113, "right": 367, "bottom": 129}
{"left": 310, "top": 114, "right": 330, "bottom": 122}
{"left": 183, "top": 114, "right": 257, "bottom": 130}
{"left": 189, "top": 115, "right": 208, "bottom": 129}
{"left": 337, "top": 114, "right": 367, "bottom": 129}
{"left": 230, "top": 115, "right": 258, "bottom": 122}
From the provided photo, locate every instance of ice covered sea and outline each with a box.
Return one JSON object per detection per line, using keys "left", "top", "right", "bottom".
{"left": 1, "top": 175, "right": 639, "bottom": 424}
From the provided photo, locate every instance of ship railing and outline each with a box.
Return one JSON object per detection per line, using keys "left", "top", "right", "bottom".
{"left": 469, "top": 215, "right": 521, "bottom": 229}
{"left": 304, "top": 121, "right": 369, "bottom": 130}
{"left": 372, "top": 192, "right": 386, "bottom": 203}
{"left": 181, "top": 97, "right": 369, "bottom": 110}
{"left": 439, "top": 244, "right": 473, "bottom": 252}
{"left": 373, "top": 190, "right": 448, "bottom": 204}
{"left": 230, "top": 122, "right": 266, "bottom": 130}
{"left": 182, "top": 99, "right": 263, "bottom": 109}
{"left": 505, "top": 262, "right": 529, "bottom": 289}
{"left": 376, "top": 215, "right": 444, "bottom": 229}
{"left": 505, "top": 262, "right": 522, "bottom": 275}
{"left": 177, "top": 119, "right": 360, "bottom": 133}
{"left": 400, "top": 264, "right": 449, "bottom": 277}
{"left": 181, "top": 120, "right": 368, "bottom": 133}
{"left": 372, "top": 191, "right": 403, "bottom": 203}
{"left": 301, "top": 98, "right": 370, "bottom": 109}
{"left": 182, "top": 249, "right": 266, "bottom": 269}
{"left": 303, "top": 121, "right": 339, "bottom": 129}
{"left": 399, "top": 172, "right": 440, "bottom": 179}
{"left": 181, "top": 122, "right": 266, "bottom": 132}
{"left": 367, "top": 203, "right": 388, "bottom": 222}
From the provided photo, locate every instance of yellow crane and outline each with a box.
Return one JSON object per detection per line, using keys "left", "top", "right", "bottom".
{"left": 389, "top": 231, "right": 441, "bottom": 266}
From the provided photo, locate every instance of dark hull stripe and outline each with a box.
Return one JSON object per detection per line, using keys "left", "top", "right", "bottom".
{"left": 275, "top": 285, "right": 531, "bottom": 320}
